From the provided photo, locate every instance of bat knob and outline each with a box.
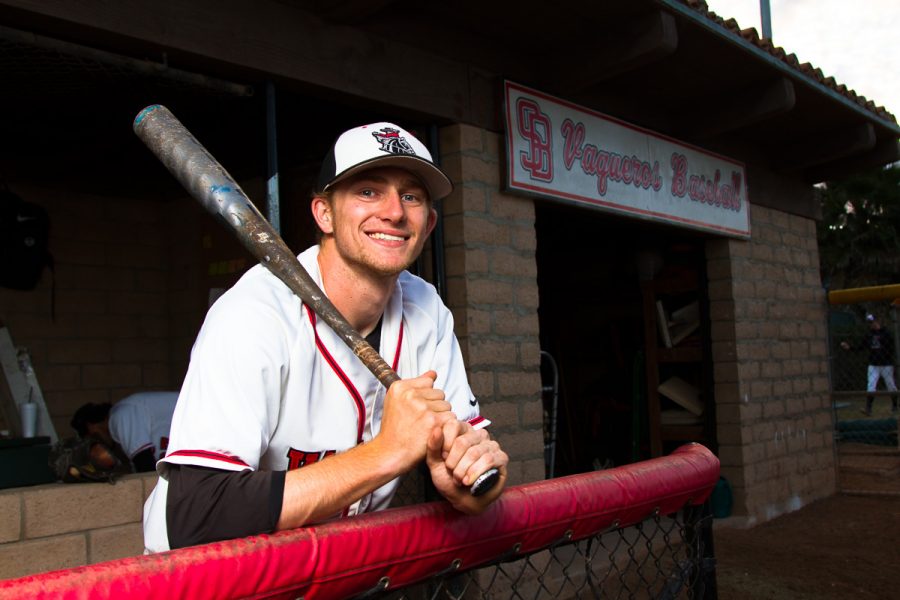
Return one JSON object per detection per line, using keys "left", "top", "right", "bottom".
{"left": 470, "top": 467, "right": 500, "bottom": 497}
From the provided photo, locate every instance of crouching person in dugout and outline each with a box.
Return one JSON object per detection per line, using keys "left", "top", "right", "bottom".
{"left": 143, "top": 122, "right": 509, "bottom": 552}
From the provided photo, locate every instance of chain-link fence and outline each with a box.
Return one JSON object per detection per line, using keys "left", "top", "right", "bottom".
{"left": 828, "top": 301, "right": 900, "bottom": 494}
{"left": 377, "top": 504, "right": 715, "bottom": 600}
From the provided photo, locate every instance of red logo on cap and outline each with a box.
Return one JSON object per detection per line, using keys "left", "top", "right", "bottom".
{"left": 373, "top": 127, "right": 416, "bottom": 156}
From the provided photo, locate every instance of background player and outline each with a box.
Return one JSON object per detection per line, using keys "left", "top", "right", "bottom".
{"left": 71, "top": 391, "right": 177, "bottom": 473}
{"left": 841, "top": 313, "right": 898, "bottom": 415}
{"left": 143, "top": 122, "right": 508, "bottom": 552}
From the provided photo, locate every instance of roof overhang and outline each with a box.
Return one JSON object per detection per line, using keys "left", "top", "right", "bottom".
{"left": 0, "top": 0, "right": 896, "bottom": 195}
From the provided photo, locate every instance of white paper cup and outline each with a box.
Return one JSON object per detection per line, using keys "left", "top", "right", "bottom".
{"left": 20, "top": 403, "right": 37, "bottom": 438}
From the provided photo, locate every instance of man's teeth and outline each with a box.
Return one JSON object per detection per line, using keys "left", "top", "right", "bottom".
{"left": 369, "top": 232, "right": 405, "bottom": 241}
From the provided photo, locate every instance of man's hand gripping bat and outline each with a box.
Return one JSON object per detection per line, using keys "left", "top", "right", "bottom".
{"left": 133, "top": 104, "right": 500, "bottom": 497}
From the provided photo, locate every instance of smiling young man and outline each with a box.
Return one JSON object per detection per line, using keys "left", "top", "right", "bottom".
{"left": 142, "top": 122, "right": 508, "bottom": 552}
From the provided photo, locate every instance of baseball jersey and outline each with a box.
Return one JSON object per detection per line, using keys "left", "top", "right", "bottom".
{"left": 143, "top": 245, "right": 487, "bottom": 552}
{"left": 865, "top": 328, "right": 895, "bottom": 366}
{"left": 109, "top": 391, "right": 178, "bottom": 461}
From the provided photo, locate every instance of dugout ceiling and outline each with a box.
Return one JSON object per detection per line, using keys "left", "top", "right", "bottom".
{"left": 0, "top": 0, "right": 897, "bottom": 201}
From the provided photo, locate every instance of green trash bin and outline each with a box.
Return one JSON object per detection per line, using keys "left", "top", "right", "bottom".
{"left": 0, "top": 436, "right": 56, "bottom": 489}
{"left": 711, "top": 476, "right": 733, "bottom": 518}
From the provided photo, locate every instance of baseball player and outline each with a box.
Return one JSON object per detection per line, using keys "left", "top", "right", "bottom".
{"left": 71, "top": 391, "right": 177, "bottom": 472}
{"left": 143, "top": 122, "right": 508, "bottom": 552}
{"left": 841, "top": 313, "right": 898, "bottom": 415}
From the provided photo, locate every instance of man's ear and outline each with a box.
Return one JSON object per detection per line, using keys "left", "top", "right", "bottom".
{"left": 425, "top": 206, "right": 438, "bottom": 237}
{"left": 311, "top": 196, "right": 333, "bottom": 234}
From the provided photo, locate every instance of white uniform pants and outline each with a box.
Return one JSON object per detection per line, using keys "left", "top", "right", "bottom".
{"left": 867, "top": 365, "right": 898, "bottom": 393}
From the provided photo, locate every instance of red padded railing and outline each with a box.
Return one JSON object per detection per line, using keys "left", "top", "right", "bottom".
{"left": 1, "top": 443, "right": 719, "bottom": 600}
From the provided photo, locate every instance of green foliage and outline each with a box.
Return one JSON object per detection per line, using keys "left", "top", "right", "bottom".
{"left": 817, "top": 163, "right": 900, "bottom": 289}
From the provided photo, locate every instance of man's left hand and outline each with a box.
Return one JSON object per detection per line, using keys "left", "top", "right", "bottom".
{"left": 426, "top": 420, "right": 508, "bottom": 513}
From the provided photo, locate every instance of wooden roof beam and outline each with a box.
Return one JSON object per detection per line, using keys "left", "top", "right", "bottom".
{"left": 549, "top": 10, "right": 679, "bottom": 95}
{"left": 775, "top": 122, "right": 876, "bottom": 172}
{"left": 675, "top": 77, "right": 796, "bottom": 140}
{"left": 803, "top": 138, "right": 900, "bottom": 183}
{"left": 311, "top": 0, "right": 401, "bottom": 23}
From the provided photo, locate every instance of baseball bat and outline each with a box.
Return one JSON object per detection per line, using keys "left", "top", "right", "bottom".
{"left": 133, "top": 104, "right": 499, "bottom": 497}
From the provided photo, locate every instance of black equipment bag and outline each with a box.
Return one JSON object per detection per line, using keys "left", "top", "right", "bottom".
{"left": 0, "top": 188, "right": 53, "bottom": 290}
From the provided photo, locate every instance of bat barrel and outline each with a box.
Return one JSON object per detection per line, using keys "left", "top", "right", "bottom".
{"left": 133, "top": 105, "right": 263, "bottom": 229}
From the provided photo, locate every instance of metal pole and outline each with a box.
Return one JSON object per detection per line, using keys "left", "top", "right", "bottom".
{"left": 266, "top": 81, "right": 281, "bottom": 234}
{"left": 892, "top": 304, "right": 899, "bottom": 371}
{"left": 541, "top": 350, "right": 559, "bottom": 479}
{"left": 759, "top": 0, "right": 773, "bottom": 39}
{"left": 426, "top": 125, "right": 447, "bottom": 301}
{"left": 894, "top": 305, "right": 899, "bottom": 450}
{"left": 828, "top": 284, "right": 900, "bottom": 305}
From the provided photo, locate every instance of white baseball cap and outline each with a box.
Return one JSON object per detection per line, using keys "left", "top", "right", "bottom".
{"left": 317, "top": 122, "right": 453, "bottom": 201}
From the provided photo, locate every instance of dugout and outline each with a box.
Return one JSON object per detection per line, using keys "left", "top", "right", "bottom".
{"left": 536, "top": 203, "right": 716, "bottom": 476}
{"left": 0, "top": 0, "right": 898, "bottom": 579}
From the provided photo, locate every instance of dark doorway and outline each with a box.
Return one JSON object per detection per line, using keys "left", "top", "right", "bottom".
{"left": 536, "top": 201, "right": 713, "bottom": 477}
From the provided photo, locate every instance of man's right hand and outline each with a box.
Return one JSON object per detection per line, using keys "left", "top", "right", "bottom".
{"left": 376, "top": 370, "right": 457, "bottom": 470}
{"left": 278, "top": 371, "right": 456, "bottom": 530}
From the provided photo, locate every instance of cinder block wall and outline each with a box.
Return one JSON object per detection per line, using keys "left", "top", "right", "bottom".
{"left": 0, "top": 473, "right": 156, "bottom": 579}
{"left": 0, "top": 184, "right": 176, "bottom": 436}
{"left": 706, "top": 204, "right": 834, "bottom": 524}
{"left": 0, "top": 183, "right": 253, "bottom": 436}
{"left": 438, "top": 124, "right": 545, "bottom": 486}
{"left": 0, "top": 184, "right": 245, "bottom": 580}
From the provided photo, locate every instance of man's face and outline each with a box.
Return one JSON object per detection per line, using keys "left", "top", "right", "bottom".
{"left": 314, "top": 166, "right": 437, "bottom": 278}
{"left": 86, "top": 420, "right": 113, "bottom": 445}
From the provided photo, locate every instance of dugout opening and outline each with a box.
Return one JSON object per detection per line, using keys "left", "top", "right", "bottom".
{"left": 535, "top": 202, "right": 716, "bottom": 477}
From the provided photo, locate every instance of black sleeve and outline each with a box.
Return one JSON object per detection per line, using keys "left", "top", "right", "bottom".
{"left": 166, "top": 464, "right": 286, "bottom": 550}
{"left": 131, "top": 448, "right": 157, "bottom": 473}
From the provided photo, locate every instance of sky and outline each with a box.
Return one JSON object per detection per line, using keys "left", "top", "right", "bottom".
{"left": 703, "top": 0, "right": 900, "bottom": 117}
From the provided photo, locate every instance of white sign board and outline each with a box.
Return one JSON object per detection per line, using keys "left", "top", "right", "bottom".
{"left": 504, "top": 81, "right": 750, "bottom": 238}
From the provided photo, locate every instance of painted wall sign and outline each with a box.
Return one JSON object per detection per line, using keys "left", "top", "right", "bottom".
{"left": 504, "top": 80, "right": 751, "bottom": 238}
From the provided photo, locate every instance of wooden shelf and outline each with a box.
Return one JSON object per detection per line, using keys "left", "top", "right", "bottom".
{"left": 651, "top": 271, "right": 699, "bottom": 294}
{"left": 641, "top": 263, "right": 712, "bottom": 457}
{"left": 657, "top": 346, "right": 702, "bottom": 363}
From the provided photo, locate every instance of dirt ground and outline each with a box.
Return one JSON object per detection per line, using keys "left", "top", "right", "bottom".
{"left": 713, "top": 448, "right": 900, "bottom": 600}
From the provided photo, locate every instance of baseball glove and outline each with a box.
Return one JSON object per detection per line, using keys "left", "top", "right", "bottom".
{"left": 48, "top": 436, "right": 126, "bottom": 484}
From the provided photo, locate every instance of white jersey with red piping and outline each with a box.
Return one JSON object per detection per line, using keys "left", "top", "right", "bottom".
{"left": 143, "top": 244, "right": 487, "bottom": 552}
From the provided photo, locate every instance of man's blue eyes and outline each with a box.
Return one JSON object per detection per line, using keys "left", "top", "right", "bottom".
{"left": 356, "top": 189, "right": 423, "bottom": 202}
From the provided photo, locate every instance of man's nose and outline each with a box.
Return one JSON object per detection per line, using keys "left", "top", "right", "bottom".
{"left": 378, "top": 188, "right": 406, "bottom": 221}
